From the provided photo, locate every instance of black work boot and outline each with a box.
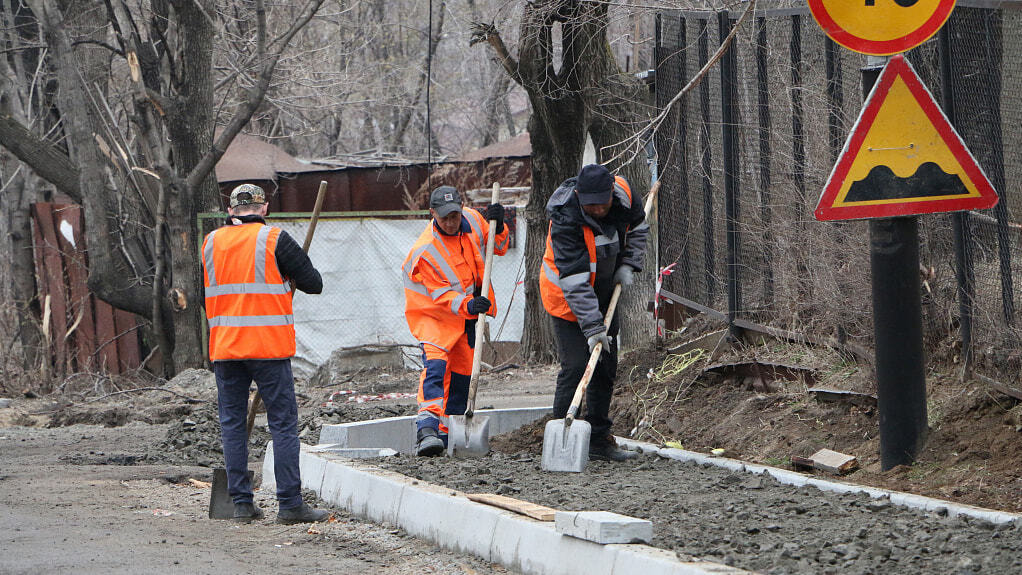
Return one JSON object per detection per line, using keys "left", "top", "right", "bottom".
{"left": 276, "top": 502, "right": 330, "bottom": 525}
{"left": 415, "top": 427, "right": 445, "bottom": 457}
{"left": 233, "top": 501, "right": 265, "bottom": 523}
{"left": 589, "top": 435, "right": 638, "bottom": 462}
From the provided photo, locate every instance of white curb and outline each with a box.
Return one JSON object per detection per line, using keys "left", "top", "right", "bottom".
{"left": 616, "top": 437, "right": 1022, "bottom": 525}
{"left": 263, "top": 443, "right": 756, "bottom": 575}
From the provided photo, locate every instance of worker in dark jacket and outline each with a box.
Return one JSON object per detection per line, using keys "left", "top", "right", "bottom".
{"left": 201, "top": 183, "right": 328, "bottom": 524}
{"left": 540, "top": 164, "right": 648, "bottom": 461}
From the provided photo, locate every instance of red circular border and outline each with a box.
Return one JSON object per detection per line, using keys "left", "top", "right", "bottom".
{"left": 808, "top": 0, "right": 956, "bottom": 55}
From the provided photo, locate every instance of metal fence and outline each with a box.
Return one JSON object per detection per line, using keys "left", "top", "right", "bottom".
{"left": 654, "top": 2, "right": 1022, "bottom": 380}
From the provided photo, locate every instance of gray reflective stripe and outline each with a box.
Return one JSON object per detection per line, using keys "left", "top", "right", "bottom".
{"left": 254, "top": 226, "right": 271, "bottom": 283}
{"left": 465, "top": 212, "right": 485, "bottom": 251}
{"left": 420, "top": 341, "right": 450, "bottom": 353}
{"left": 542, "top": 261, "right": 561, "bottom": 285}
{"left": 450, "top": 293, "right": 467, "bottom": 314}
{"left": 590, "top": 262, "right": 598, "bottom": 274}
{"left": 613, "top": 182, "right": 630, "bottom": 205}
{"left": 204, "top": 282, "right": 291, "bottom": 297}
{"left": 632, "top": 223, "right": 650, "bottom": 232}
{"left": 203, "top": 230, "right": 218, "bottom": 287}
{"left": 594, "top": 229, "right": 619, "bottom": 246}
{"left": 558, "top": 271, "right": 591, "bottom": 291}
{"left": 431, "top": 286, "right": 454, "bottom": 299}
{"left": 423, "top": 245, "right": 462, "bottom": 292}
{"left": 402, "top": 275, "right": 431, "bottom": 296}
{"left": 207, "top": 314, "right": 294, "bottom": 328}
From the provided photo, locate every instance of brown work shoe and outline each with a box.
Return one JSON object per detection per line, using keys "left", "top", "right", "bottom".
{"left": 276, "top": 502, "right": 329, "bottom": 524}
{"left": 589, "top": 435, "right": 638, "bottom": 462}
{"left": 232, "top": 502, "right": 265, "bottom": 523}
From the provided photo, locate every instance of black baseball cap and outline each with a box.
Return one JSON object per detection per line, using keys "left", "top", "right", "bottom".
{"left": 429, "top": 186, "right": 463, "bottom": 217}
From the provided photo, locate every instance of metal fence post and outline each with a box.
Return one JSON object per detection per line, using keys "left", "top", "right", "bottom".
{"left": 939, "top": 23, "right": 975, "bottom": 377}
{"left": 790, "top": 14, "right": 806, "bottom": 218}
{"left": 719, "top": 10, "right": 741, "bottom": 337}
{"left": 698, "top": 19, "right": 715, "bottom": 304}
{"left": 756, "top": 16, "right": 773, "bottom": 308}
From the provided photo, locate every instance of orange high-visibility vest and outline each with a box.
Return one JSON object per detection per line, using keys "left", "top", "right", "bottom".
{"left": 402, "top": 208, "right": 507, "bottom": 352}
{"left": 540, "top": 176, "right": 631, "bottom": 322}
{"left": 202, "top": 223, "right": 295, "bottom": 361}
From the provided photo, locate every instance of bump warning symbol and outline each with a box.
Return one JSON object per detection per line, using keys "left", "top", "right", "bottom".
{"left": 814, "top": 55, "right": 997, "bottom": 221}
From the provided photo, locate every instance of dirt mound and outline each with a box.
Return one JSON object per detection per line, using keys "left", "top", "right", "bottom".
{"left": 48, "top": 403, "right": 195, "bottom": 428}
{"left": 606, "top": 328, "right": 1022, "bottom": 512}
{"left": 488, "top": 415, "right": 550, "bottom": 455}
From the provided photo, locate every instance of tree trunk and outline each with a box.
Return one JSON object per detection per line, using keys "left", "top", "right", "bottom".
{"left": 164, "top": 0, "right": 218, "bottom": 371}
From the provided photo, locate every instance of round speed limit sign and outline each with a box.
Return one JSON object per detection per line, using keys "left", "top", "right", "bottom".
{"left": 808, "top": 0, "right": 956, "bottom": 55}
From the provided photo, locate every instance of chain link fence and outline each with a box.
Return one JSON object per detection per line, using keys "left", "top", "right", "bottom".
{"left": 198, "top": 210, "right": 527, "bottom": 375}
{"left": 655, "top": 1, "right": 1022, "bottom": 380}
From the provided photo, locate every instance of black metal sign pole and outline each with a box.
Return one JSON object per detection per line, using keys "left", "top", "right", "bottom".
{"left": 863, "top": 57, "right": 929, "bottom": 470}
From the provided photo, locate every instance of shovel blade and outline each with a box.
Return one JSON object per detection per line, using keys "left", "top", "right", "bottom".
{"left": 541, "top": 418, "right": 591, "bottom": 473}
{"left": 208, "top": 467, "right": 253, "bottom": 519}
{"left": 447, "top": 414, "right": 491, "bottom": 458}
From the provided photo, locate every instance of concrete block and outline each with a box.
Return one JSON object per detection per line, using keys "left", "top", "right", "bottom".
{"left": 395, "top": 480, "right": 499, "bottom": 559}
{"left": 490, "top": 512, "right": 615, "bottom": 575}
{"left": 319, "top": 416, "right": 417, "bottom": 454}
{"left": 485, "top": 407, "right": 552, "bottom": 436}
{"left": 330, "top": 461, "right": 407, "bottom": 525}
{"left": 555, "top": 511, "right": 653, "bottom": 544}
{"left": 0, "top": 398, "right": 11, "bottom": 408}
{"left": 612, "top": 545, "right": 749, "bottom": 575}
{"left": 298, "top": 445, "right": 328, "bottom": 493}
{"left": 309, "top": 445, "right": 398, "bottom": 458}
{"left": 261, "top": 441, "right": 276, "bottom": 492}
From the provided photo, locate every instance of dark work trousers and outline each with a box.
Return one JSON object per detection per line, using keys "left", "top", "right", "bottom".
{"left": 551, "top": 315, "right": 620, "bottom": 443}
{"left": 214, "top": 359, "right": 302, "bottom": 509}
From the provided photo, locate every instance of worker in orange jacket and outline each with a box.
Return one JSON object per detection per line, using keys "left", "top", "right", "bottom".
{"left": 402, "top": 186, "right": 509, "bottom": 456}
{"left": 540, "top": 164, "right": 647, "bottom": 462}
{"left": 202, "top": 184, "right": 329, "bottom": 524}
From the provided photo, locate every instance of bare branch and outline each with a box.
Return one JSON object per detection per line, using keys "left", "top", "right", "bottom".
{"left": 470, "top": 22, "right": 523, "bottom": 87}
{"left": 0, "top": 112, "right": 82, "bottom": 201}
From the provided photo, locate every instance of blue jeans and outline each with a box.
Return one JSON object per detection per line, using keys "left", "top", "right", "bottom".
{"left": 214, "top": 359, "right": 302, "bottom": 509}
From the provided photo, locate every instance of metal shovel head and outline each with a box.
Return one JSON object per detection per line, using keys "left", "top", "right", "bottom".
{"left": 208, "top": 467, "right": 253, "bottom": 519}
{"left": 447, "top": 413, "right": 491, "bottom": 457}
{"left": 541, "top": 418, "right": 591, "bottom": 473}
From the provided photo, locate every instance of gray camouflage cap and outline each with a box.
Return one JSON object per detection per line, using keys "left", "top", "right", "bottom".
{"left": 229, "top": 183, "right": 267, "bottom": 208}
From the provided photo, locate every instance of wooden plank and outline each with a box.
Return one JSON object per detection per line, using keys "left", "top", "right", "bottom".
{"left": 32, "top": 203, "right": 70, "bottom": 377}
{"left": 113, "top": 309, "right": 140, "bottom": 373}
{"left": 54, "top": 206, "right": 97, "bottom": 371}
{"left": 976, "top": 374, "right": 1022, "bottom": 401}
{"left": 809, "top": 449, "right": 858, "bottom": 475}
{"left": 92, "top": 298, "right": 119, "bottom": 373}
{"left": 466, "top": 493, "right": 557, "bottom": 521}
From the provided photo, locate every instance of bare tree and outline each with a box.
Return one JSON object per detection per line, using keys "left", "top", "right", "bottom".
{"left": 472, "top": 1, "right": 652, "bottom": 361}
{"left": 0, "top": 0, "right": 325, "bottom": 376}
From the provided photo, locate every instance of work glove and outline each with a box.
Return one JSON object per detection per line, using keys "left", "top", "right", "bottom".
{"left": 466, "top": 296, "right": 491, "bottom": 316}
{"left": 614, "top": 265, "right": 635, "bottom": 288}
{"left": 587, "top": 329, "right": 611, "bottom": 355}
{"left": 484, "top": 203, "right": 505, "bottom": 234}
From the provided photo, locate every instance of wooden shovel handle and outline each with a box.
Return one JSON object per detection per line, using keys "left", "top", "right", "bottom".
{"left": 248, "top": 180, "right": 328, "bottom": 437}
{"left": 466, "top": 182, "right": 501, "bottom": 417}
{"left": 565, "top": 284, "right": 622, "bottom": 423}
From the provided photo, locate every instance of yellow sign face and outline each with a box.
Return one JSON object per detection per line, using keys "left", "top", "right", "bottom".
{"left": 809, "top": 0, "right": 956, "bottom": 55}
{"left": 815, "top": 56, "right": 997, "bottom": 221}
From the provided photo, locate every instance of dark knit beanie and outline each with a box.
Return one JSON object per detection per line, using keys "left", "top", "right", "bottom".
{"left": 576, "top": 164, "right": 614, "bottom": 205}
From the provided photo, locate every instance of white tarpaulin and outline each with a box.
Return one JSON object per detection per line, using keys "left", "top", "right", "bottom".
{"left": 273, "top": 217, "right": 526, "bottom": 375}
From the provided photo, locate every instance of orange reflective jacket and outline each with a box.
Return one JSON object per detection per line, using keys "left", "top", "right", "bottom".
{"left": 541, "top": 176, "right": 632, "bottom": 323}
{"left": 202, "top": 223, "right": 295, "bottom": 361}
{"left": 402, "top": 208, "right": 509, "bottom": 352}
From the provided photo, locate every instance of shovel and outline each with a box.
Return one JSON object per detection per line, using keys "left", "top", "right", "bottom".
{"left": 448, "top": 182, "right": 501, "bottom": 457}
{"left": 541, "top": 284, "right": 623, "bottom": 472}
{"left": 209, "top": 180, "right": 328, "bottom": 519}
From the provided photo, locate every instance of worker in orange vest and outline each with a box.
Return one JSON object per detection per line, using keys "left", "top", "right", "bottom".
{"left": 540, "top": 164, "right": 648, "bottom": 462}
{"left": 402, "top": 186, "right": 509, "bottom": 456}
{"left": 202, "top": 183, "right": 329, "bottom": 524}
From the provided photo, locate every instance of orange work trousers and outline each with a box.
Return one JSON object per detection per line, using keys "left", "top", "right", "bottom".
{"left": 416, "top": 334, "right": 473, "bottom": 436}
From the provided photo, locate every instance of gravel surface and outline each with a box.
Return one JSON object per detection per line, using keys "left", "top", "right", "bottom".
{"left": 0, "top": 423, "right": 513, "bottom": 575}
{"left": 377, "top": 451, "right": 1022, "bottom": 574}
